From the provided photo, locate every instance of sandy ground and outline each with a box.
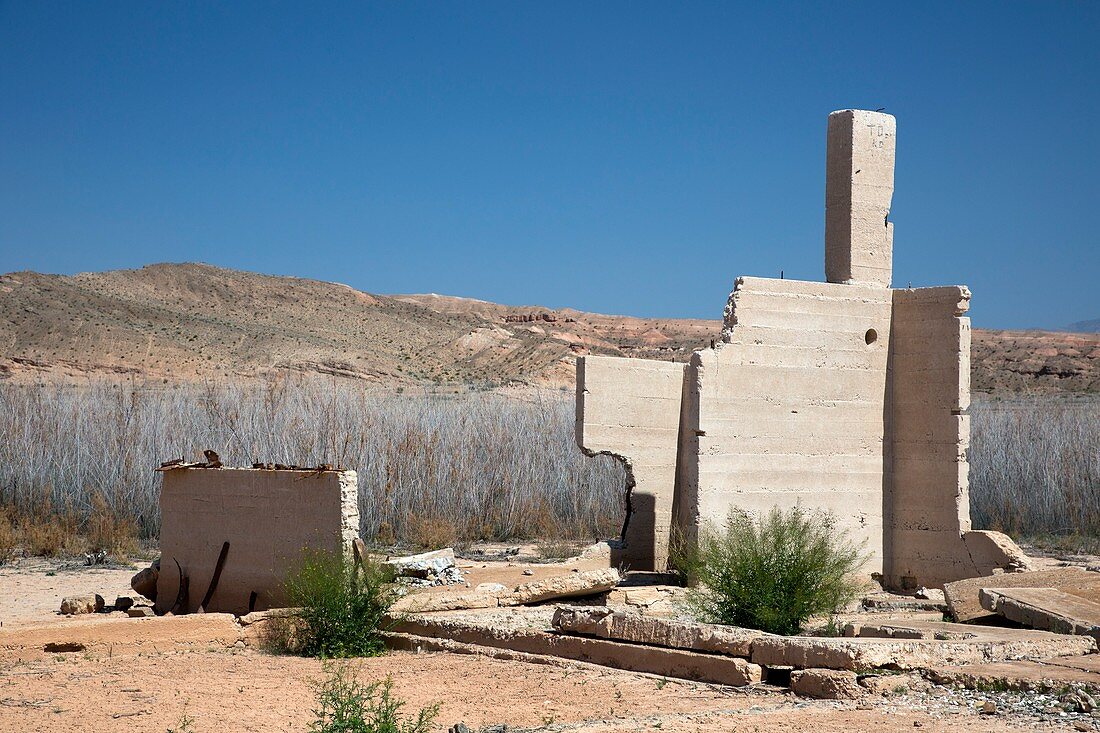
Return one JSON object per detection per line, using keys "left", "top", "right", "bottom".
{"left": 0, "top": 557, "right": 138, "bottom": 630}
{"left": 0, "top": 646, "right": 1052, "bottom": 733}
{"left": 3, "top": 552, "right": 1100, "bottom": 731}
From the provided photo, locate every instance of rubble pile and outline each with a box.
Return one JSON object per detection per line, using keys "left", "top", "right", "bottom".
{"left": 386, "top": 548, "right": 464, "bottom": 588}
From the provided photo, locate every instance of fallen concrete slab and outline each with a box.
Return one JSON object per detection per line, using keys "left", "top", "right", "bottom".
{"left": 389, "top": 569, "right": 621, "bottom": 613}
{"left": 750, "top": 621, "right": 1095, "bottom": 671}
{"left": 390, "top": 607, "right": 761, "bottom": 686}
{"left": 552, "top": 606, "right": 763, "bottom": 657}
{"left": 502, "top": 568, "right": 620, "bottom": 606}
{"left": 945, "top": 567, "right": 1100, "bottom": 622}
{"left": 980, "top": 587, "right": 1100, "bottom": 641}
{"left": 928, "top": 655, "right": 1100, "bottom": 692}
{"left": 790, "top": 669, "right": 863, "bottom": 699}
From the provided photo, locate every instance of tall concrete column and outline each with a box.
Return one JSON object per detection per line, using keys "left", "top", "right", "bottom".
{"left": 825, "top": 109, "right": 896, "bottom": 287}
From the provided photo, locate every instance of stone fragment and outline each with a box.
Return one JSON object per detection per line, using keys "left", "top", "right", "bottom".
{"left": 914, "top": 587, "right": 946, "bottom": 603}
{"left": 60, "top": 594, "right": 103, "bottom": 615}
{"left": 127, "top": 607, "right": 156, "bottom": 617}
{"left": 130, "top": 560, "right": 159, "bottom": 601}
{"left": 114, "top": 596, "right": 135, "bottom": 612}
{"left": 474, "top": 582, "right": 508, "bottom": 594}
{"left": 385, "top": 548, "right": 455, "bottom": 578}
{"left": 980, "top": 587, "right": 1100, "bottom": 640}
{"left": 552, "top": 606, "right": 762, "bottom": 657}
{"left": 502, "top": 569, "right": 619, "bottom": 605}
{"left": 790, "top": 669, "right": 863, "bottom": 700}
{"left": 945, "top": 567, "right": 1100, "bottom": 622}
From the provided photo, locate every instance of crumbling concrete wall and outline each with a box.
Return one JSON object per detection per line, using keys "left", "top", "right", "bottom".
{"left": 574, "top": 108, "right": 1028, "bottom": 588}
{"left": 576, "top": 355, "right": 685, "bottom": 570}
{"left": 156, "top": 467, "right": 359, "bottom": 614}
{"left": 677, "top": 277, "right": 893, "bottom": 573}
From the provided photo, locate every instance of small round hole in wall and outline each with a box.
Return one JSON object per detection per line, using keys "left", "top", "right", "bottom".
{"left": 865, "top": 328, "right": 878, "bottom": 345}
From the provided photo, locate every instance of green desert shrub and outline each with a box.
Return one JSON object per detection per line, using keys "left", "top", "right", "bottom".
{"left": 309, "top": 664, "right": 438, "bottom": 733}
{"left": 678, "top": 506, "right": 867, "bottom": 635}
{"left": 276, "top": 549, "right": 398, "bottom": 659}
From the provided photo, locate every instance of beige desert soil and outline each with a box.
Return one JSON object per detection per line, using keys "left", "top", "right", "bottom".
{"left": 0, "top": 645, "right": 1047, "bottom": 733}
{"left": 0, "top": 555, "right": 1093, "bottom": 732}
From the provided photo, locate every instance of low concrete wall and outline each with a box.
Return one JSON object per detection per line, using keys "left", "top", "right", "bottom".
{"left": 156, "top": 467, "right": 359, "bottom": 614}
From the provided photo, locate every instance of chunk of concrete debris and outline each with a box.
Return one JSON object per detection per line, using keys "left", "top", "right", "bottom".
{"left": 386, "top": 548, "right": 464, "bottom": 588}
{"left": 502, "top": 568, "right": 619, "bottom": 606}
{"left": 553, "top": 606, "right": 763, "bottom": 657}
{"left": 386, "top": 548, "right": 455, "bottom": 578}
{"left": 130, "top": 559, "right": 159, "bottom": 602}
{"left": 127, "top": 607, "right": 156, "bottom": 617}
{"left": 114, "top": 596, "right": 135, "bottom": 612}
{"left": 980, "top": 587, "right": 1100, "bottom": 641}
{"left": 60, "top": 594, "right": 104, "bottom": 615}
{"left": 790, "top": 669, "right": 863, "bottom": 700}
{"left": 945, "top": 567, "right": 1100, "bottom": 622}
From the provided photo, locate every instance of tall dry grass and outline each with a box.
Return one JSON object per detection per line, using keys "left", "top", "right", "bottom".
{"left": 0, "top": 381, "right": 1096, "bottom": 556}
{"left": 0, "top": 379, "right": 624, "bottom": 548}
{"left": 969, "top": 395, "right": 1100, "bottom": 541}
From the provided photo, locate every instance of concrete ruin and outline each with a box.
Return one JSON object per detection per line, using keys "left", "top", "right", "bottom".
{"left": 576, "top": 109, "right": 1026, "bottom": 589}
{"left": 156, "top": 466, "right": 360, "bottom": 614}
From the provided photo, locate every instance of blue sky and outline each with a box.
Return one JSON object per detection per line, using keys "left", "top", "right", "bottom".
{"left": 1, "top": 2, "right": 1097, "bottom": 329}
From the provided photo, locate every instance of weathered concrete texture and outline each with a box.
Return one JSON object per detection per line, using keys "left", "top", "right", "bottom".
{"left": 885, "top": 286, "right": 973, "bottom": 588}
{"left": 156, "top": 467, "right": 360, "bottom": 614}
{"left": 552, "top": 606, "right": 763, "bottom": 657}
{"left": 825, "top": 109, "right": 895, "bottom": 287}
{"left": 505, "top": 569, "right": 620, "bottom": 605}
{"left": 389, "top": 569, "right": 620, "bottom": 614}
{"left": 392, "top": 607, "right": 762, "bottom": 686}
{"left": 681, "top": 277, "right": 893, "bottom": 573}
{"left": 790, "top": 669, "right": 864, "bottom": 700}
{"left": 945, "top": 567, "right": 1100, "bottom": 622}
{"left": 750, "top": 623, "right": 1095, "bottom": 671}
{"left": 929, "top": 654, "right": 1100, "bottom": 692}
{"left": 980, "top": 587, "right": 1100, "bottom": 640}
{"left": 576, "top": 355, "right": 685, "bottom": 570}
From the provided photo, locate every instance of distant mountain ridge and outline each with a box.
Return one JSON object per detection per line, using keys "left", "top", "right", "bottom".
{"left": 1067, "top": 318, "right": 1100, "bottom": 334}
{"left": 1, "top": 262, "right": 1097, "bottom": 394}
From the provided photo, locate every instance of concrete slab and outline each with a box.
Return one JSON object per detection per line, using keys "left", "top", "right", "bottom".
{"left": 980, "top": 587, "right": 1100, "bottom": 640}
{"left": 552, "top": 606, "right": 763, "bottom": 657}
{"left": 928, "top": 656, "right": 1100, "bottom": 692}
{"left": 750, "top": 621, "right": 1095, "bottom": 671}
{"left": 945, "top": 567, "right": 1100, "bottom": 622}
{"left": 390, "top": 607, "right": 762, "bottom": 686}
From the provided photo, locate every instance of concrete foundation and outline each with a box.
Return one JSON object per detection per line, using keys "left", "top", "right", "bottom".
{"left": 576, "top": 109, "right": 1025, "bottom": 588}
{"left": 156, "top": 467, "right": 360, "bottom": 615}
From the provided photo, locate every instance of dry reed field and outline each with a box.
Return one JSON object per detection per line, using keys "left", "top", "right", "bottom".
{"left": 0, "top": 379, "right": 1096, "bottom": 558}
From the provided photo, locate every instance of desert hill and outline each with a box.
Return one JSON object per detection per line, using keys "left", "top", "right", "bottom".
{"left": 1, "top": 263, "right": 1096, "bottom": 394}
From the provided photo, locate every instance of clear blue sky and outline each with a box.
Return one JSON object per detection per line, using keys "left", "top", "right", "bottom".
{"left": 1, "top": 2, "right": 1097, "bottom": 329}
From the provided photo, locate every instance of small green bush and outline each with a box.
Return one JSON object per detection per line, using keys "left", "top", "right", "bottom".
{"left": 309, "top": 664, "right": 439, "bottom": 733}
{"left": 277, "top": 549, "right": 398, "bottom": 659}
{"left": 678, "top": 506, "right": 867, "bottom": 635}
